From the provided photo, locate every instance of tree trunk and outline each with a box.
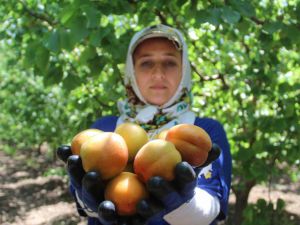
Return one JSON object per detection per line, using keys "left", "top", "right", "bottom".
{"left": 232, "top": 180, "right": 256, "bottom": 225}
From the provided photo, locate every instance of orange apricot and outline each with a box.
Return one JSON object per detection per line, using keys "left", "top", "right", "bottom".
{"left": 104, "top": 172, "right": 148, "bottom": 215}
{"left": 71, "top": 129, "right": 103, "bottom": 155}
{"left": 134, "top": 139, "right": 182, "bottom": 183}
{"left": 80, "top": 132, "right": 128, "bottom": 180}
{"left": 165, "top": 124, "right": 212, "bottom": 166}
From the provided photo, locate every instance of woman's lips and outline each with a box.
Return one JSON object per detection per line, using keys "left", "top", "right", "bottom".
{"left": 150, "top": 85, "right": 166, "bottom": 90}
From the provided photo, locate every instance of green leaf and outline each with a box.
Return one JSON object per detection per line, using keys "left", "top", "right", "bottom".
{"left": 237, "top": 148, "right": 255, "bottom": 162}
{"left": 89, "top": 27, "right": 112, "bottom": 47}
{"left": 236, "top": 19, "right": 252, "bottom": 34}
{"left": 280, "top": 37, "right": 292, "bottom": 49}
{"left": 276, "top": 199, "right": 285, "bottom": 211}
{"left": 88, "top": 55, "right": 105, "bottom": 76}
{"left": 45, "top": 30, "right": 60, "bottom": 53}
{"left": 59, "top": 5, "right": 79, "bottom": 24}
{"left": 195, "top": 9, "right": 211, "bottom": 24}
{"left": 44, "top": 64, "right": 63, "bottom": 86}
{"left": 62, "top": 73, "right": 83, "bottom": 91}
{"left": 263, "top": 22, "right": 283, "bottom": 34}
{"left": 230, "top": 0, "right": 256, "bottom": 17}
{"left": 296, "top": 4, "right": 300, "bottom": 21}
{"left": 243, "top": 207, "right": 254, "bottom": 223}
{"left": 59, "top": 28, "right": 75, "bottom": 51}
{"left": 176, "top": 0, "right": 189, "bottom": 7}
{"left": 35, "top": 46, "right": 49, "bottom": 71}
{"left": 79, "top": 46, "right": 97, "bottom": 64}
{"left": 257, "top": 199, "right": 267, "bottom": 208}
{"left": 206, "top": 8, "right": 222, "bottom": 26}
{"left": 24, "top": 41, "right": 39, "bottom": 67}
{"left": 285, "top": 103, "right": 294, "bottom": 117}
{"left": 252, "top": 141, "right": 263, "bottom": 153}
{"left": 138, "top": 7, "right": 156, "bottom": 26}
{"left": 283, "top": 25, "right": 300, "bottom": 44}
{"left": 221, "top": 6, "right": 241, "bottom": 24}
{"left": 81, "top": 4, "right": 101, "bottom": 29}
{"left": 67, "top": 15, "right": 90, "bottom": 43}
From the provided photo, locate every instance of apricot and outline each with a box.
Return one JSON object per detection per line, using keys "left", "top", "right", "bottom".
{"left": 134, "top": 139, "right": 182, "bottom": 183}
{"left": 153, "top": 129, "right": 169, "bottom": 140}
{"left": 115, "top": 122, "right": 149, "bottom": 162}
{"left": 80, "top": 132, "right": 128, "bottom": 180}
{"left": 104, "top": 172, "right": 148, "bottom": 216}
{"left": 165, "top": 124, "right": 212, "bottom": 167}
{"left": 71, "top": 129, "right": 103, "bottom": 155}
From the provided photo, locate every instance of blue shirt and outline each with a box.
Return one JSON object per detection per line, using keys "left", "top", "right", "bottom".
{"left": 74, "top": 115, "right": 232, "bottom": 225}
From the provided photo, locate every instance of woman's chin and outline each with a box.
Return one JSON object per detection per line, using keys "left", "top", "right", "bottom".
{"left": 146, "top": 97, "right": 169, "bottom": 106}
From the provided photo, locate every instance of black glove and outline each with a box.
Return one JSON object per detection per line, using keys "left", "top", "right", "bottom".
{"left": 195, "top": 143, "right": 221, "bottom": 172}
{"left": 98, "top": 200, "right": 145, "bottom": 225}
{"left": 56, "top": 145, "right": 72, "bottom": 163}
{"left": 136, "top": 143, "right": 221, "bottom": 225}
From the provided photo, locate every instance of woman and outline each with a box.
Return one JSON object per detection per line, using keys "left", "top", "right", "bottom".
{"left": 66, "top": 24, "right": 231, "bottom": 225}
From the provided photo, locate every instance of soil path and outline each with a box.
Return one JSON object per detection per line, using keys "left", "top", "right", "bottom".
{"left": 0, "top": 150, "right": 299, "bottom": 225}
{"left": 0, "top": 150, "right": 86, "bottom": 225}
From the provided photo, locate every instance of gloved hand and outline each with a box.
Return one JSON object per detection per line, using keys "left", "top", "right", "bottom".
{"left": 136, "top": 143, "right": 221, "bottom": 225}
{"left": 98, "top": 200, "right": 146, "bottom": 225}
{"left": 56, "top": 145, "right": 146, "bottom": 225}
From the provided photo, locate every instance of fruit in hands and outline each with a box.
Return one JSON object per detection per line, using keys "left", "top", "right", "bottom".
{"left": 165, "top": 124, "right": 212, "bottom": 166}
{"left": 153, "top": 129, "right": 169, "bottom": 140}
{"left": 115, "top": 122, "right": 149, "bottom": 162}
{"left": 80, "top": 132, "right": 128, "bottom": 180}
{"left": 71, "top": 129, "right": 103, "bottom": 155}
{"left": 134, "top": 139, "right": 182, "bottom": 183}
{"left": 104, "top": 172, "right": 148, "bottom": 216}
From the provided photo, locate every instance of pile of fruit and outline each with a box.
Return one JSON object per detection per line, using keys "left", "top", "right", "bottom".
{"left": 57, "top": 123, "right": 212, "bottom": 216}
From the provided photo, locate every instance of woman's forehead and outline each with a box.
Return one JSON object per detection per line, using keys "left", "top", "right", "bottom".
{"left": 133, "top": 37, "right": 181, "bottom": 58}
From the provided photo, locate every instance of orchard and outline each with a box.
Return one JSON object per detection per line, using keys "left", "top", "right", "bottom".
{"left": 0, "top": 1, "right": 299, "bottom": 225}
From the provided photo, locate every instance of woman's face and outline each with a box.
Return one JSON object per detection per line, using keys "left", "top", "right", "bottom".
{"left": 133, "top": 38, "right": 182, "bottom": 106}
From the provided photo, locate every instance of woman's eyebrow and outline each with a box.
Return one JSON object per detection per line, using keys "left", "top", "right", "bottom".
{"left": 137, "top": 52, "right": 179, "bottom": 58}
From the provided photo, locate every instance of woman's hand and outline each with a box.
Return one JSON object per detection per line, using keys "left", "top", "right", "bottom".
{"left": 136, "top": 143, "right": 221, "bottom": 225}
{"left": 56, "top": 143, "right": 221, "bottom": 225}
{"left": 56, "top": 145, "right": 145, "bottom": 225}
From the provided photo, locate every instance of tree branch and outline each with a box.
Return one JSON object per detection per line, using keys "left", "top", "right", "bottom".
{"left": 190, "top": 63, "right": 229, "bottom": 89}
{"left": 19, "top": 0, "right": 58, "bottom": 26}
{"left": 241, "top": 39, "right": 250, "bottom": 55}
{"left": 250, "top": 16, "right": 265, "bottom": 26}
{"left": 68, "top": 63, "right": 110, "bottom": 108}
{"left": 155, "top": 9, "right": 230, "bottom": 90}
{"left": 155, "top": 10, "right": 169, "bottom": 25}
{"left": 85, "top": 84, "right": 110, "bottom": 108}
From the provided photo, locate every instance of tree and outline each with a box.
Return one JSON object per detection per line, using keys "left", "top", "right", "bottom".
{"left": 1, "top": 1, "right": 299, "bottom": 224}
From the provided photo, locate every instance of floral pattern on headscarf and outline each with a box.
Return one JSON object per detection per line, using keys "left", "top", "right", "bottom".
{"left": 118, "top": 86, "right": 193, "bottom": 133}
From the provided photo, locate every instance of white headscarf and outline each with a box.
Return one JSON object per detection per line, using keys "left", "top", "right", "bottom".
{"left": 117, "top": 24, "right": 195, "bottom": 138}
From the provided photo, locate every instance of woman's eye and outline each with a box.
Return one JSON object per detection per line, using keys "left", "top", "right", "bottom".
{"left": 140, "top": 61, "right": 153, "bottom": 68}
{"left": 164, "top": 60, "right": 177, "bottom": 67}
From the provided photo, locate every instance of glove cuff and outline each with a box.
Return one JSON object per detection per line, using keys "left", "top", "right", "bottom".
{"left": 75, "top": 190, "right": 99, "bottom": 218}
{"left": 163, "top": 188, "right": 220, "bottom": 225}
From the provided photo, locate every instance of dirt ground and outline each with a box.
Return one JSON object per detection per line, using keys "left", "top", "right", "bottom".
{"left": 0, "top": 150, "right": 299, "bottom": 225}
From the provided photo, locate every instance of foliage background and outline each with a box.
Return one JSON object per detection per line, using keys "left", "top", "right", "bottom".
{"left": 1, "top": 1, "right": 299, "bottom": 224}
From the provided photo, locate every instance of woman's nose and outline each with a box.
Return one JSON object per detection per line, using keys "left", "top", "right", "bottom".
{"left": 151, "top": 65, "right": 165, "bottom": 79}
